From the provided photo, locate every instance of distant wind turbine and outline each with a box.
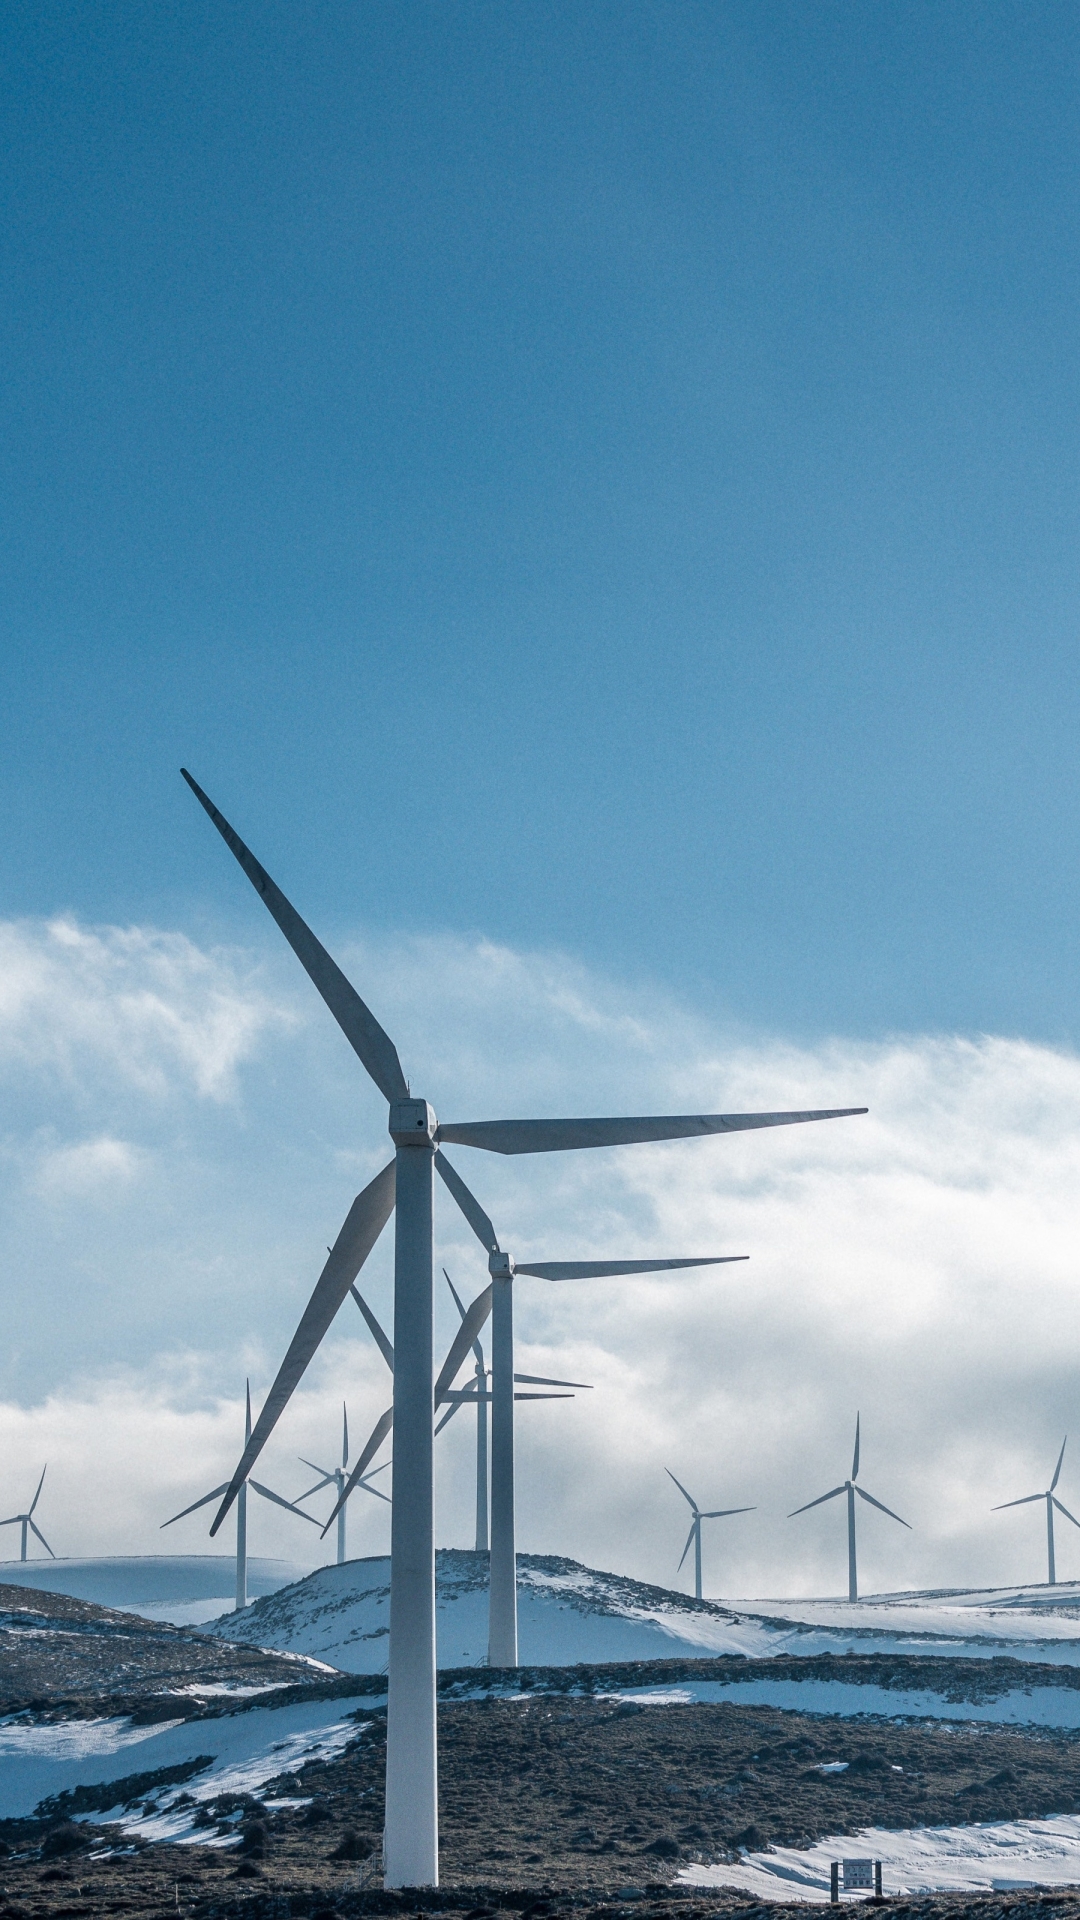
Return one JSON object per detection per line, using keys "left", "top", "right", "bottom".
{"left": 439, "top": 1269, "right": 591, "bottom": 1552}
{"left": 296, "top": 1402, "right": 390, "bottom": 1565}
{"left": 161, "top": 1382, "right": 320, "bottom": 1608}
{"left": 993, "top": 1437, "right": 1080, "bottom": 1586}
{"left": 789, "top": 1414, "right": 910, "bottom": 1602}
{"left": 0, "top": 1466, "right": 54, "bottom": 1561}
{"left": 666, "top": 1469, "right": 753, "bottom": 1600}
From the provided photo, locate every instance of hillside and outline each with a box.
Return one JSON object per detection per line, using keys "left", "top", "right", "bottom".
{"left": 205, "top": 1550, "right": 1080, "bottom": 1675}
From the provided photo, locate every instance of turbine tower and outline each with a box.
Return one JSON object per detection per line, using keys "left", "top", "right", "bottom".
{"left": 0, "top": 1467, "right": 54, "bottom": 1561}
{"left": 296, "top": 1403, "right": 390, "bottom": 1564}
{"left": 789, "top": 1414, "right": 910, "bottom": 1601}
{"left": 666, "top": 1469, "right": 753, "bottom": 1600}
{"left": 162, "top": 1382, "right": 319, "bottom": 1608}
{"left": 181, "top": 768, "right": 865, "bottom": 1887}
{"left": 993, "top": 1437, "right": 1080, "bottom": 1585}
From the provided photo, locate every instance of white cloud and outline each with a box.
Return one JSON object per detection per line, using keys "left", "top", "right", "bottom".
{"left": 32, "top": 1135, "right": 145, "bottom": 1200}
{"left": 0, "top": 916, "right": 293, "bottom": 1101}
{"left": 2, "top": 914, "right": 1080, "bottom": 1601}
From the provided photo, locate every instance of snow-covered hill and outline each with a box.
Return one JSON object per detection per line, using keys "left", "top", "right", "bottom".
{"left": 205, "top": 1551, "right": 1080, "bottom": 1673}
{"left": 0, "top": 1555, "right": 308, "bottom": 1625}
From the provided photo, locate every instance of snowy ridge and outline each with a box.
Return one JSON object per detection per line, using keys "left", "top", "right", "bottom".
{"left": 205, "top": 1552, "right": 1080, "bottom": 1675}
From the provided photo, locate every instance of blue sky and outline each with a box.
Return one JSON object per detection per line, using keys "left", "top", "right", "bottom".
{"left": 3, "top": 1, "right": 1078, "bottom": 1038}
{"left": 3, "top": 6, "right": 1080, "bottom": 1594}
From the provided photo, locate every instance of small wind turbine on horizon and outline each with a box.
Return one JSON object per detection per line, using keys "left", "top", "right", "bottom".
{"left": 296, "top": 1402, "right": 391, "bottom": 1565}
{"left": 439, "top": 1268, "right": 592, "bottom": 1553}
{"left": 162, "top": 1383, "right": 320, "bottom": 1609}
{"left": 0, "top": 1467, "right": 54, "bottom": 1561}
{"left": 180, "top": 766, "right": 866, "bottom": 1887}
{"left": 789, "top": 1415, "right": 910, "bottom": 1602}
{"left": 666, "top": 1469, "right": 753, "bottom": 1601}
{"left": 993, "top": 1437, "right": 1080, "bottom": 1586}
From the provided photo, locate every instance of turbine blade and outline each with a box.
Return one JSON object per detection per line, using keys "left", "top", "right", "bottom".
{"left": 356, "top": 1473, "right": 392, "bottom": 1504}
{"left": 249, "top": 1480, "right": 321, "bottom": 1523}
{"left": 852, "top": 1413, "right": 860, "bottom": 1483}
{"left": 1053, "top": 1497, "right": 1080, "bottom": 1529}
{"left": 1052, "top": 1437, "right": 1068, "bottom": 1492}
{"left": 677, "top": 1521, "right": 697, "bottom": 1571}
{"left": 28, "top": 1465, "right": 46, "bottom": 1517}
{"left": 445, "top": 1268, "right": 485, "bottom": 1366}
{"left": 342, "top": 1403, "right": 349, "bottom": 1469}
{"left": 322, "top": 1406, "right": 394, "bottom": 1535}
{"left": 209, "top": 1160, "right": 395, "bottom": 1536}
{"left": 854, "top": 1484, "right": 911, "bottom": 1528}
{"left": 161, "top": 1482, "right": 231, "bottom": 1528}
{"left": 514, "top": 1255, "right": 747, "bottom": 1281}
{"left": 436, "top": 1109, "right": 867, "bottom": 1155}
{"left": 298, "top": 1456, "right": 335, "bottom": 1478}
{"left": 701, "top": 1506, "right": 755, "bottom": 1518}
{"left": 350, "top": 1284, "right": 395, "bottom": 1372}
{"left": 181, "top": 771, "right": 408, "bottom": 1101}
{"left": 0, "top": 1516, "right": 20, "bottom": 1528}
{"left": 789, "top": 1485, "right": 847, "bottom": 1517}
{"left": 444, "top": 1268, "right": 469, "bottom": 1321}
{"left": 434, "top": 1286, "right": 494, "bottom": 1404}
{"left": 296, "top": 1475, "right": 336, "bottom": 1501}
{"left": 434, "top": 1150, "right": 499, "bottom": 1254}
{"left": 28, "top": 1519, "right": 55, "bottom": 1557}
{"left": 992, "top": 1493, "right": 1046, "bottom": 1509}
{"left": 434, "top": 1400, "right": 463, "bottom": 1436}
{"left": 514, "top": 1392, "right": 573, "bottom": 1400}
{"left": 514, "top": 1373, "right": 593, "bottom": 1388}
{"left": 665, "top": 1468, "right": 699, "bottom": 1514}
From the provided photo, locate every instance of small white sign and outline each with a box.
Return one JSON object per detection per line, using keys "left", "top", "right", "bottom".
{"left": 843, "top": 1859, "right": 874, "bottom": 1890}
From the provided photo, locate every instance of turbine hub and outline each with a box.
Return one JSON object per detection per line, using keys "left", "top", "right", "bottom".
{"left": 489, "top": 1251, "right": 516, "bottom": 1279}
{"left": 389, "top": 1098, "right": 437, "bottom": 1145}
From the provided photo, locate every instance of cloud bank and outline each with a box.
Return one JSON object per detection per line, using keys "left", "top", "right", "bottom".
{"left": 2, "top": 913, "right": 1079, "bottom": 1600}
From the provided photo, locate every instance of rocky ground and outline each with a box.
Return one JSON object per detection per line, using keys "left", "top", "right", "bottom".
{"left": 4, "top": 1696, "right": 1080, "bottom": 1917}
{"left": 0, "top": 1585, "right": 323, "bottom": 1708}
{"left": 6, "top": 1586, "right": 1080, "bottom": 1920}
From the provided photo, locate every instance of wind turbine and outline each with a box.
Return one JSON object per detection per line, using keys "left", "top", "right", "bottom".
{"left": 666, "top": 1469, "right": 753, "bottom": 1600}
{"left": 430, "top": 1174, "right": 743, "bottom": 1668}
{"left": 993, "top": 1437, "right": 1080, "bottom": 1586}
{"left": 340, "top": 1278, "right": 581, "bottom": 1558}
{"left": 789, "top": 1414, "right": 910, "bottom": 1602}
{"left": 440, "top": 1268, "right": 591, "bottom": 1555}
{"left": 180, "top": 767, "right": 865, "bottom": 1887}
{"left": 161, "top": 1382, "right": 320, "bottom": 1609}
{"left": 0, "top": 1467, "right": 54, "bottom": 1561}
{"left": 296, "top": 1403, "right": 391, "bottom": 1565}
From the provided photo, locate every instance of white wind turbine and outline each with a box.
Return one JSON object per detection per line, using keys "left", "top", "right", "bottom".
{"left": 439, "top": 1268, "right": 592, "bottom": 1555}
{"left": 993, "top": 1437, "right": 1080, "bottom": 1586}
{"left": 296, "top": 1402, "right": 391, "bottom": 1565}
{"left": 424, "top": 1171, "right": 742, "bottom": 1669}
{"left": 666, "top": 1469, "right": 753, "bottom": 1600}
{"left": 333, "top": 1278, "right": 583, "bottom": 1559}
{"left": 162, "top": 1382, "right": 321, "bottom": 1609}
{"left": 789, "top": 1414, "right": 910, "bottom": 1602}
{"left": 181, "top": 768, "right": 865, "bottom": 1887}
{"left": 0, "top": 1467, "right": 54, "bottom": 1561}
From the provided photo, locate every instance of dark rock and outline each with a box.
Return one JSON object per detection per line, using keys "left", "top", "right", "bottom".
{"left": 643, "top": 1836, "right": 680, "bottom": 1859}
{"left": 40, "top": 1822, "right": 84, "bottom": 1858}
{"left": 330, "top": 1827, "right": 369, "bottom": 1860}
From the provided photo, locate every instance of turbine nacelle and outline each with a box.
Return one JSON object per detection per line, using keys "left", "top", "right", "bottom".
{"left": 390, "top": 1099, "right": 438, "bottom": 1145}
{"left": 489, "top": 1251, "right": 515, "bottom": 1279}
